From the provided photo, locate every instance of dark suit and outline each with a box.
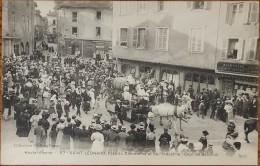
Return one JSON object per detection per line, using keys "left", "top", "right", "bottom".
{"left": 115, "top": 104, "right": 123, "bottom": 125}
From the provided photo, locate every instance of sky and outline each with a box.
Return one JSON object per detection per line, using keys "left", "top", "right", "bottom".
{"left": 35, "top": 1, "right": 55, "bottom": 17}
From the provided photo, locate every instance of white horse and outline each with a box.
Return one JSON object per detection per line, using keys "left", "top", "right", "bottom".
{"left": 151, "top": 103, "right": 190, "bottom": 134}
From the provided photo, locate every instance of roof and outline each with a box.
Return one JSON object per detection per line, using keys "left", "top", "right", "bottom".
{"left": 56, "top": 1, "right": 112, "bottom": 9}
{"left": 47, "top": 11, "right": 57, "bottom": 17}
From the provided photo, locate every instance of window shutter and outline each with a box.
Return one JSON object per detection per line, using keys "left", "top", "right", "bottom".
{"left": 204, "top": 1, "right": 212, "bottom": 10}
{"left": 162, "top": 28, "right": 168, "bottom": 50}
{"left": 116, "top": 29, "right": 119, "bottom": 46}
{"left": 221, "top": 39, "right": 228, "bottom": 58}
{"left": 164, "top": 1, "right": 169, "bottom": 13}
{"left": 249, "top": 38, "right": 257, "bottom": 60}
{"left": 225, "top": 3, "right": 231, "bottom": 24}
{"left": 237, "top": 38, "right": 244, "bottom": 60}
{"left": 133, "top": 28, "right": 138, "bottom": 47}
{"left": 197, "top": 29, "right": 203, "bottom": 53}
{"left": 243, "top": 2, "right": 251, "bottom": 24}
{"left": 144, "top": 28, "right": 148, "bottom": 49}
{"left": 250, "top": 2, "right": 259, "bottom": 23}
{"left": 101, "top": 28, "right": 104, "bottom": 38}
{"left": 190, "top": 29, "right": 197, "bottom": 53}
{"left": 187, "top": 1, "right": 192, "bottom": 9}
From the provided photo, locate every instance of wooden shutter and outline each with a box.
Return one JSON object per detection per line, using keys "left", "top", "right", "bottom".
{"left": 204, "top": 1, "right": 212, "bottom": 10}
{"left": 187, "top": 1, "right": 192, "bottom": 9}
{"left": 243, "top": 2, "right": 251, "bottom": 24}
{"left": 116, "top": 29, "right": 119, "bottom": 46}
{"left": 237, "top": 38, "right": 244, "bottom": 60}
{"left": 144, "top": 28, "right": 148, "bottom": 49}
{"left": 221, "top": 39, "right": 228, "bottom": 58}
{"left": 132, "top": 28, "right": 138, "bottom": 47}
{"left": 249, "top": 38, "right": 257, "bottom": 60}
{"left": 162, "top": 28, "right": 168, "bottom": 50}
{"left": 250, "top": 2, "right": 259, "bottom": 23}
{"left": 190, "top": 28, "right": 197, "bottom": 53}
{"left": 226, "top": 3, "right": 231, "bottom": 24}
{"left": 197, "top": 29, "right": 203, "bottom": 53}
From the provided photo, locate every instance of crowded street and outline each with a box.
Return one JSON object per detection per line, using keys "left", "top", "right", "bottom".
{"left": 2, "top": 1, "right": 259, "bottom": 165}
{"left": 1, "top": 46, "right": 258, "bottom": 157}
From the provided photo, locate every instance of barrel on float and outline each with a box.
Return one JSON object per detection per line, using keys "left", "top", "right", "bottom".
{"left": 112, "top": 77, "right": 127, "bottom": 90}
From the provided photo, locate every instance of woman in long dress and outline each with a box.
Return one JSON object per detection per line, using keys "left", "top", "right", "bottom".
{"left": 55, "top": 119, "right": 66, "bottom": 148}
{"left": 91, "top": 124, "right": 104, "bottom": 152}
{"left": 37, "top": 80, "right": 45, "bottom": 108}
{"left": 61, "top": 123, "right": 73, "bottom": 150}
{"left": 28, "top": 110, "right": 42, "bottom": 142}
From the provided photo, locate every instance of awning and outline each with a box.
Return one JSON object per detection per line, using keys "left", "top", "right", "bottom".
{"left": 235, "top": 80, "right": 258, "bottom": 86}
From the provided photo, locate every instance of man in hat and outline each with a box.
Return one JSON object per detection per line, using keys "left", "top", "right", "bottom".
{"left": 199, "top": 130, "right": 209, "bottom": 151}
{"left": 106, "top": 125, "right": 119, "bottom": 152}
{"left": 177, "top": 137, "right": 190, "bottom": 153}
{"left": 137, "top": 123, "right": 147, "bottom": 152}
{"left": 75, "top": 93, "right": 82, "bottom": 117}
{"left": 118, "top": 126, "right": 129, "bottom": 152}
{"left": 56, "top": 99, "right": 63, "bottom": 119}
{"left": 115, "top": 100, "right": 124, "bottom": 125}
{"left": 159, "top": 128, "right": 171, "bottom": 152}
{"left": 64, "top": 100, "right": 70, "bottom": 118}
{"left": 198, "top": 100, "right": 205, "bottom": 119}
{"left": 250, "top": 95, "right": 258, "bottom": 118}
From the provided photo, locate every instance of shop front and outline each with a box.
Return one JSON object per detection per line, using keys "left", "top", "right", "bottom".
{"left": 184, "top": 71, "right": 216, "bottom": 93}
{"left": 216, "top": 62, "right": 258, "bottom": 98}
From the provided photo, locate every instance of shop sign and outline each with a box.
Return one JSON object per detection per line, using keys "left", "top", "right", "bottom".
{"left": 217, "top": 62, "right": 258, "bottom": 76}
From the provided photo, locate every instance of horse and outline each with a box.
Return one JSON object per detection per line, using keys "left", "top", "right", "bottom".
{"left": 151, "top": 103, "right": 190, "bottom": 134}
{"left": 244, "top": 119, "right": 258, "bottom": 143}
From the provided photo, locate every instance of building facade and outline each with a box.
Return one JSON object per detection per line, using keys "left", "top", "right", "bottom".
{"left": 46, "top": 10, "right": 58, "bottom": 43}
{"left": 34, "top": 10, "right": 48, "bottom": 48}
{"left": 113, "top": 1, "right": 259, "bottom": 96}
{"left": 215, "top": 1, "right": 259, "bottom": 97}
{"left": 2, "top": 0, "right": 36, "bottom": 57}
{"left": 56, "top": 1, "right": 113, "bottom": 58}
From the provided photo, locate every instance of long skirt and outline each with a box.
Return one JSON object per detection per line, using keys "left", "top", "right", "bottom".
{"left": 56, "top": 130, "right": 64, "bottom": 148}
{"left": 61, "top": 135, "right": 70, "bottom": 150}
{"left": 43, "top": 97, "right": 50, "bottom": 109}
{"left": 91, "top": 140, "right": 104, "bottom": 152}
{"left": 28, "top": 126, "right": 37, "bottom": 143}
{"left": 37, "top": 96, "right": 43, "bottom": 108}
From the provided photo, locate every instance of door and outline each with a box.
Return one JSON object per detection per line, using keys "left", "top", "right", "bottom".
{"left": 222, "top": 79, "right": 234, "bottom": 97}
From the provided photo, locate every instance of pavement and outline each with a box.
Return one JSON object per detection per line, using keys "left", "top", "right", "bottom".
{"left": 1, "top": 96, "right": 258, "bottom": 155}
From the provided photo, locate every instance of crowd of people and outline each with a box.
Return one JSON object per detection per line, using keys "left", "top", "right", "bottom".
{"left": 1, "top": 46, "right": 256, "bottom": 156}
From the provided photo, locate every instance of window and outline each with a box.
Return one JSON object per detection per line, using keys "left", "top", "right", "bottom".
{"left": 189, "top": 27, "right": 204, "bottom": 54}
{"left": 11, "top": 12, "right": 15, "bottom": 32}
{"left": 72, "top": 12, "right": 77, "bottom": 22}
{"left": 53, "top": 20, "right": 56, "bottom": 25}
{"left": 250, "top": 2, "right": 259, "bottom": 23}
{"left": 96, "top": 27, "right": 101, "bottom": 37}
{"left": 137, "top": 2, "right": 147, "bottom": 14}
{"left": 120, "top": 1, "right": 129, "bottom": 15}
{"left": 119, "top": 28, "right": 128, "bottom": 46}
{"left": 249, "top": 38, "right": 259, "bottom": 60}
{"left": 96, "top": 11, "right": 102, "bottom": 20}
{"left": 72, "top": 27, "right": 78, "bottom": 36}
{"left": 133, "top": 27, "right": 147, "bottom": 49}
{"left": 157, "top": 1, "right": 165, "bottom": 12}
{"left": 230, "top": 3, "right": 244, "bottom": 24}
{"left": 53, "top": 28, "right": 56, "bottom": 33}
{"left": 155, "top": 27, "right": 169, "bottom": 51}
{"left": 193, "top": 1, "right": 205, "bottom": 9}
{"left": 222, "top": 38, "right": 244, "bottom": 60}
{"left": 27, "top": 17, "right": 30, "bottom": 32}
{"left": 227, "top": 2, "right": 259, "bottom": 25}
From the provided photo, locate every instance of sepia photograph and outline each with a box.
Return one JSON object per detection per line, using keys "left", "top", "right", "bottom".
{"left": 1, "top": 0, "right": 259, "bottom": 165}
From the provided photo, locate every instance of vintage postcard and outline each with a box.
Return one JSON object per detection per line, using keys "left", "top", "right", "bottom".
{"left": 1, "top": 0, "right": 259, "bottom": 165}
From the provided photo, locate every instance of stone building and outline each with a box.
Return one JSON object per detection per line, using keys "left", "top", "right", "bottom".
{"left": 2, "top": 0, "right": 36, "bottom": 57}
{"left": 56, "top": 1, "right": 113, "bottom": 58}
{"left": 113, "top": 1, "right": 259, "bottom": 96}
